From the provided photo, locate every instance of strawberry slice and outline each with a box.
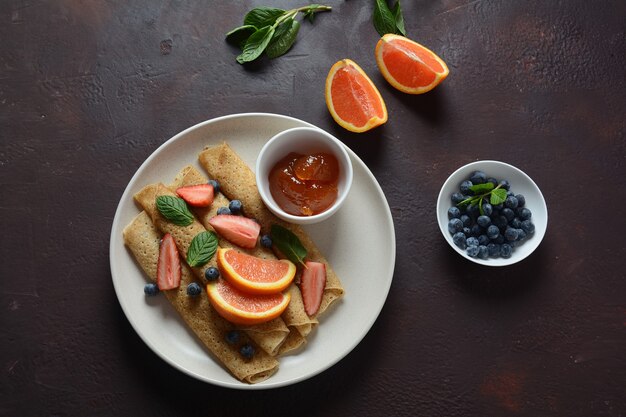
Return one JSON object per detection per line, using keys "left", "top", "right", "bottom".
{"left": 176, "top": 184, "right": 214, "bottom": 207}
{"left": 300, "top": 261, "right": 326, "bottom": 316}
{"left": 208, "top": 214, "right": 261, "bottom": 249}
{"left": 157, "top": 233, "right": 181, "bottom": 290}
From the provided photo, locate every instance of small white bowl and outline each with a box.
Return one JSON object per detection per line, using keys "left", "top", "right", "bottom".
{"left": 436, "top": 160, "right": 548, "bottom": 266}
{"left": 256, "top": 126, "right": 354, "bottom": 225}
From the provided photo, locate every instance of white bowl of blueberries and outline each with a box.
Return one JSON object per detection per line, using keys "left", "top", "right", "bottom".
{"left": 436, "top": 161, "right": 548, "bottom": 266}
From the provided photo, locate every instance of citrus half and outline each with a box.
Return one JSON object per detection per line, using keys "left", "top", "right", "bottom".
{"left": 217, "top": 247, "right": 296, "bottom": 295}
{"left": 206, "top": 279, "right": 291, "bottom": 325}
{"left": 375, "top": 34, "right": 449, "bottom": 94}
{"left": 325, "top": 59, "right": 388, "bottom": 133}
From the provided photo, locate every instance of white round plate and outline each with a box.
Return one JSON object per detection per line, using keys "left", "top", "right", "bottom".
{"left": 109, "top": 113, "right": 396, "bottom": 389}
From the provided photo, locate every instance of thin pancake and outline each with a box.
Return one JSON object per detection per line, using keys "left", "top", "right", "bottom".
{"left": 123, "top": 211, "right": 278, "bottom": 383}
{"left": 170, "top": 165, "right": 307, "bottom": 355}
{"left": 134, "top": 183, "right": 289, "bottom": 356}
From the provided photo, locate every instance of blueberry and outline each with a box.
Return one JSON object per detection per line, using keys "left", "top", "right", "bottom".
{"left": 517, "top": 229, "right": 527, "bottom": 240}
{"left": 494, "top": 234, "right": 505, "bottom": 244}
{"left": 186, "top": 282, "right": 202, "bottom": 296}
{"left": 478, "top": 234, "right": 490, "bottom": 246}
{"left": 515, "top": 194, "right": 526, "bottom": 207}
{"left": 240, "top": 344, "right": 255, "bottom": 359}
{"left": 487, "top": 225, "right": 500, "bottom": 240}
{"left": 217, "top": 206, "right": 231, "bottom": 215}
{"left": 205, "top": 267, "right": 220, "bottom": 281}
{"left": 486, "top": 177, "right": 498, "bottom": 187}
{"left": 448, "top": 218, "right": 464, "bottom": 234}
{"left": 492, "top": 203, "right": 503, "bottom": 212}
{"left": 448, "top": 206, "right": 461, "bottom": 219}
{"left": 510, "top": 217, "right": 522, "bottom": 229}
{"left": 208, "top": 179, "right": 220, "bottom": 194}
{"left": 487, "top": 243, "right": 501, "bottom": 257}
{"left": 460, "top": 215, "right": 471, "bottom": 228}
{"left": 482, "top": 203, "right": 493, "bottom": 217}
{"left": 499, "top": 179, "right": 510, "bottom": 190}
{"left": 463, "top": 227, "right": 471, "bottom": 236}
{"left": 467, "top": 204, "right": 480, "bottom": 219}
{"left": 478, "top": 245, "right": 489, "bottom": 259}
{"left": 460, "top": 180, "right": 473, "bottom": 195}
{"left": 518, "top": 207, "right": 532, "bottom": 220}
{"left": 452, "top": 232, "right": 467, "bottom": 249}
{"left": 504, "top": 227, "right": 519, "bottom": 242}
{"left": 507, "top": 191, "right": 515, "bottom": 197}
{"left": 229, "top": 199, "right": 243, "bottom": 214}
{"left": 144, "top": 283, "right": 159, "bottom": 296}
{"left": 505, "top": 195, "right": 519, "bottom": 209}
{"left": 493, "top": 215, "right": 508, "bottom": 230}
{"left": 225, "top": 330, "right": 240, "bottom": 345}
{"left": 502, "top": 208, "right": 515, "bottom": 222}
{"left": 469, "top": 171, "right": 487, "bottom": 184}
{"left": 260, "top": 234, "right": 273, "bottom": 248}
{"left": 477, "top": 215, "right": 491, "bottom": 228}
{"left": 501, "top": 244, "right": 513, "bottom": 258}
{"left": 467, "top": 246, "right": 480, "bottom": 258}
{"left": 521, "top": 220, "right": 535, "bottom": 234}
{"left": 451, "top": 192, "right": 466, "bottom": 205}
{"left": 470, "top": 224, "right": 482, "bottom": 237}
{"left": 466, "top": 237, "right": 479, "bottom": 247}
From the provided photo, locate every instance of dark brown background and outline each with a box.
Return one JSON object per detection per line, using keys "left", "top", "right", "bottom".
{"left": 2, "top": 1, "right": 625, "bottom": 416}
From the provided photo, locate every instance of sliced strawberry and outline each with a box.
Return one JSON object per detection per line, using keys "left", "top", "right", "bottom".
{"left": 300, "top": 261, "right": 326, "bottom": 316}
{"left": 157, "top": 233, "right": 181, "bottom": 290}
{"left": 176, "top": 184, "right": 214, "bottom": 207}
{"left": 208, "top": 214, "right": 261, "bottom": 249}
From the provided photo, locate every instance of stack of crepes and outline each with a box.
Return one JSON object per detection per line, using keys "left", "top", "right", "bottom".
{"left": 122, "top": 142, "right": 344, "bottom": 384}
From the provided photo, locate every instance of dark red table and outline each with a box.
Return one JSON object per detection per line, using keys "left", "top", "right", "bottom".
{"left": 2, "top": 1, "right": 625, "bottom": 416}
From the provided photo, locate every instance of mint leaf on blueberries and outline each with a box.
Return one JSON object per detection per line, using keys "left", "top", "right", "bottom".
{"left": 457, "top": 183, "right": 506, "bottom": 211}
{"left": 470, "top": 182, "right": 494, "bottom": 194}
{"left": 156, "top": 195, "right": 194, "bottom": 226}
{"left": 490, "top": 188, "right": 508, "bottom": 206}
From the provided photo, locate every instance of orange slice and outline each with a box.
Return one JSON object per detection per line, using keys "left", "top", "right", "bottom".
{"left": 217, "top": 247, "right": 296, "bottom": 295}
{"left": 375, "top": 34, "right": 449, "bottom": 94}
{"left": 325, "top": 59, "right": 388, "bottom": 133}
{"left": 206, "top": 279, "right": 291, "bottom": 325}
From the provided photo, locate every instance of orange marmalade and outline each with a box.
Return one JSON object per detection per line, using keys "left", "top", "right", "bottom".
{"left": 268, "top": 152, "right": 340, "bottom": 216}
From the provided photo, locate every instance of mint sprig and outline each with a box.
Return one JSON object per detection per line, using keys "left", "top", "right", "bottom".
{"left": 187, "top": 231, "right": 218, "bottom": 267}
{"left": 226, "top": 4, "right": 332, "bottom": 64}
{"left": 270, "top": 224, "right": 307, "bottom": 267}
{"left": 457, "top": 183, "right": 508, "bottom": 215}
{"left": 373, "top": 0, "right": 406, "bottom": 37}
{"left": 156, "top": 195, "right": 194, "bottom": 226}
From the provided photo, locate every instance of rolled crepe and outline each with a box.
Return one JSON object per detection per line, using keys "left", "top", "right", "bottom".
{"left": 133, "top": 183, "right": 289, "bottom": 356}
{"left": 169, "top": 165, "right": 307, "bottom": 355}
{"left": 123, "top": 211, "right": 278, "bottom": 383}
{"left": 198, "top": 143, "right": 344, "bottom": 323}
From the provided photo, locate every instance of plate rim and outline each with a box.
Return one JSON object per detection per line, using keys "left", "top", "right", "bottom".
{"left": 109, "top": 112, "right": 396, "bottom": 389}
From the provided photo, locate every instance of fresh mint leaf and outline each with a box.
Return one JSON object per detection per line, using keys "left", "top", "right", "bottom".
{"left": 236, "top": 26, "right": 275, "bottom": 64}
{"left": 226, "top": 25, "right": 257, "bottom": 49}
{"left": 267, "top": 20, "right": 300, "bottom": 58}
{"left": 392, "top": 1, "right": 406, "bottom": 36}
{"left": 244, "top": 7, "right": 285, "bottom": 28}
{"left": 227, "top": 4, "right": 331, "bottom": 64}
{"left": 490, "top": 188, "right": 508, "bottom": 206}
{"left": 373, "top": 0, "right": 397, "bottom": 36}
{"left": 156, "top": 195, "right": 194, "bottom": 226}
{"left": 271, "top": 224, "right": 307, "bottom": 267}
{"left": 186, "top": 231, "right": 218, "bottom": 267}
{"left": 470, "top": 182, "right": 494, "bottom": 194}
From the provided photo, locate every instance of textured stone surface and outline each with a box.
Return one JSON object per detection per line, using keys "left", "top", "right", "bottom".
{"left": 1, "top": 1, "right": 625, "bottom": 416}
